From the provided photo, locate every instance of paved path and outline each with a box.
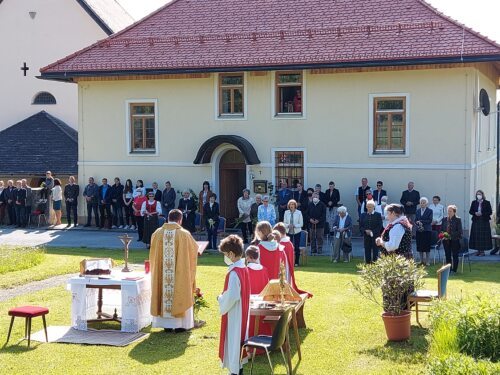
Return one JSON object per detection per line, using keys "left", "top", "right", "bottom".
{"left": 0, "top": 273, "right": 78, "bottom": 302}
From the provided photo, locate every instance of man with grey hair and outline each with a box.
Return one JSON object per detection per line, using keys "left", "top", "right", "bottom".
{"left": 308, "top": 191, "right": 326, "bottom": 254}
{"left": 178, "top": 189, "right": 196, "bottom": 232}
{"left": 400, "top": 181, "right": 420, "bottom": 235}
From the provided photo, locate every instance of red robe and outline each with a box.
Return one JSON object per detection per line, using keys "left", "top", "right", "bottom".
{"left": 280, "top": 237, "right": 313, "bottom": 298}
{"left": 247, "top": 263, "right": 272, "bottom": 337}
{"left": 219, "top": 266, "right": 251, "bottom": 363}
{"left": 258, "top": 241, "right": 286, "bottom": 279}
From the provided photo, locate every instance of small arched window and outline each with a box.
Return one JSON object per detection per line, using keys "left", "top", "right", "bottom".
{"left": 33, "top": 92, "right": 56, "bottom": 105}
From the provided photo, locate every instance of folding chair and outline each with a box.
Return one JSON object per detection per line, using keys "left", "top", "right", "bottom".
{"left": 430, "top": 230, "right": 444, "bottom": 265}
{"left": 407, "top": 264, "right": 451, "bottom": 326}
{"left": 459, "top": 236, "right": 472, "bottom": 272}
{"left": 299, "top": 230, "right": 308, "bottom": 266}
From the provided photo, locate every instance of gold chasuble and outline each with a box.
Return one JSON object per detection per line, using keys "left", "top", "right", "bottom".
{"left": 150, "top": 223, "right": 198, "bottom": 318}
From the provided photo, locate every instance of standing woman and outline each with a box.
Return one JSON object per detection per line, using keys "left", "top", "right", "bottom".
{"left": 122, "top": 179, "right": 135, "bottom": 230}
{"left": 441, "top": 205, "right": 463, "bottom": 273}
{"left": 415, "top": 197, "right": 433, "bottom": 266}
{"left": 141, "top": 191, "right": 162, "bottom": 248}
{"left": 376, "top": 204, "right": 413, "bottom": 259}
{"left": 198, "top": 181, "right": 213, "bottom": 229}
{"left": 283, "top": 199, "right": 303, "bottom": 266}
{"left": 204, "top": 194, "right": 220, "bottom": 250}
{"left": 133, "top": 188, "right": 147, "bottom": 242}
{"left": 469, "top": 190, "right": 493, "bottom": 256}
{"left": 52, "top": 178, "right": 63, "bottom": 226}
{"left": 133, "top": 179, "right": 144, "bottom": 198}
{"left": 237, "top": 189, "right": 253, "bottom": 243}
{"left": 429, "top": 196, "right": 444, "bottom": 232}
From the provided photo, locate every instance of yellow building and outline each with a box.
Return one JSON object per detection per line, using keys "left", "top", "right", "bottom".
{"left": 40, "top": 0, "right": 500, "bottom": 226}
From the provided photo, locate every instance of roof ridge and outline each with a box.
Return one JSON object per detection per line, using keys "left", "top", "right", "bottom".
{"left": 40, "top": 111, "right": 78, "bottom": 144}
{"left": 417, "top": 0, "right": 500, "bottom": 48}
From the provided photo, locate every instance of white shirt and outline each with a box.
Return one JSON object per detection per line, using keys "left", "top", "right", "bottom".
{"left": 383, "top": 216, "right": 407, "bottom": 252}
{"left": 52, "top": 185, "right": 62, "bottom": 201}
{"left": 140, "top": 200, "right": 162, "bottom": 216}
{"left": 283, "top": 209, "right": 303, "bottom": 234}
{"left": 428, "top": 203, "right": 444, "bottom": 225}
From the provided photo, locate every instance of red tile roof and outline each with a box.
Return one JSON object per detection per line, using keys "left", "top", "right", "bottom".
{"left": 41, "top": 0, "right": 500, "bottom": 78}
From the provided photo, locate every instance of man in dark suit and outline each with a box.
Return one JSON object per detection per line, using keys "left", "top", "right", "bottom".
{"left": 314, "top": 184, "right": 326, "bottom": 204}
{"left": 203, "top": 194, "right": 220, "bottom": 249}
{"left": 359, "top": 200, "right": 383, "bottom": 263}
{"left": 83, "top": 177, "right": 99, "bottom": 227}
{"left": 400, "top": 181, "right": 420, "bottom": 225}
{"left": 178, "top": 190, "right": 196, "bottom": 232}
{"left": 98, "top": 178, "right": 113, "bottom": 229}
{"left": 372, "top": 181, "right": 387, "bottom": 206}
{"left": 64, "top": 176, "right": 80, "bottom": 227}
{"left": 151, "top": 182, "right": 163, "bottom": 202}
{"left": 14, "top": 180, "right": 27, "bottom": 227}
{"left": 292, "top": 181, "right": 308, "bottom": 212}
{"left": 161, "top": 181, "right": 176, "bottom": 214}
{"left": 110, "top": 177, "right": 124, "bottom": 228}
{"left": 277, "top": 179, "right": 292, "bottom": 222}
{"left": 4, "top": 180, "right": 16, "bottom": 226}
{"left": 308, "top": 192, "right": 326, "bottom": 254}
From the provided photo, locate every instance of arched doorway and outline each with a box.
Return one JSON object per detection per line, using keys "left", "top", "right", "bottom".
{"left": 219, "top": 149, "right": 246, "bottom": 223}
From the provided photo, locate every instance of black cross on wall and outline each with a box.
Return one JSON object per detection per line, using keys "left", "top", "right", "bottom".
{"left": 20, "top": 62, "right": 29, "bottom": 76}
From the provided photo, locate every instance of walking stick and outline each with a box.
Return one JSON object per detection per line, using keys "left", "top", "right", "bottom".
{"left": 311, "top": 222, "right": 317, "bottom": 254}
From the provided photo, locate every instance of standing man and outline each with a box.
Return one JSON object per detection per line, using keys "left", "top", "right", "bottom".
{"left": 98, "top": 178, "right": 112, "bottom": 229}
{"left": 292, "top": 181, "right": 308, "bottom": 212}
{"left": 21, "top": 179, "right": 33, "bottom": 226}
{"left": 359, "top": 200, "right": 383, "bottom": 263}
{"left": 314, "top": 184, "right": 326, "bottom": 204}
{"left": 110, "top": 177, "right": 124, "bottom": 229}
{"left": 0, "top": 181, "right": 5, "bottom": 225}
{"left": 400, "top": 181, "right": 420, "bottom": 229}
{"left": 14, "top": 180, "right": 27, "bottom": 227}
{"left": 277, "top": 179, "right": 292, "bottom": 222}
{"left": 64, "top": 176, "right": 80, "bottom": 227}
{"left": 150, "top": 209, "right": 199, "bottom": 331}
{"left": 5, "top": 180, "right": 16, "bottom": 226}
{"left": 372, "top": 181, "right": 387, "bottom": 207}
{"left": 308, "top": 192, "right": 326, "bottom": 254}
{"left": 83, "top": 177, "right": 99, "bottom": 227}
{"left": 151, "top": 182, "right": 162, "bottom": 202}
{"left": 161, "top": 181, "right": 176, "bottom": 215}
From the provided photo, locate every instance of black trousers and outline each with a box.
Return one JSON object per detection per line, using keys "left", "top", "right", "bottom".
{"left": 86, "top": 202, "right": 99, "bottom": 226}
{"left": 364, "top": 235, "right": 380, "bottom": 264}
{"left": 240, "top": 221, "right": 252, "bottom": 242}
{"left": 443, "top": 239, "right": 460, "bottom": 272}
{"left": 66, "top": 201, "right": 78, "bottom": 225}
{"left": 124, "top": 203, "right": 135, "bottom": 226}
{"left": 7, "top": 202, "right": 16, "bottom": 225}
{"left": 136, "top": 216, "right": 144, "bottom": 241}
{"left": 289, "top": 232, "right": 301, "bottom": 265}
{"left": 99, "top": 204, "right": 112, "bottom": 228}
{"left": 15, "top": 205, "right": 26, "bottom": 226}
{"left": 206, "top": 225, "right": 218, "bottom": 249}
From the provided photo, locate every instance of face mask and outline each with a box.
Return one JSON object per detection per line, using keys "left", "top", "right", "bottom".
{"left": 313, "top": 198, "right": 319, "bottom": 204}
{"left": 477, "top": 195, "right": 482, "bottom": 200}
{"left": 224, "top": 255, "right": 233, "bottom": 266}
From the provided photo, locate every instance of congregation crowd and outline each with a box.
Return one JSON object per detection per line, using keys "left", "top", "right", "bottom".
{"left": 0, "top": 173, "right": 498, "bottom": 272}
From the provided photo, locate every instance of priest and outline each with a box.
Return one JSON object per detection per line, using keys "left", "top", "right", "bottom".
{"left": 150, "top": 209, "right": 199, "bottom": 331}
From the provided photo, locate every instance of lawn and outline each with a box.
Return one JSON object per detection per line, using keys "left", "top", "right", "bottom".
{"left": 0, "top": 251, "right": 498, "bottom": 375}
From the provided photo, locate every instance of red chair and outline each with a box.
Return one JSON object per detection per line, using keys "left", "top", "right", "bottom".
{"left": 6, "top": 306, "right": 49, "bottom": 348}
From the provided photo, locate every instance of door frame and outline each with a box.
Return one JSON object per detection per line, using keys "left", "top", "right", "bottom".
{"left": 211, "top": 144, "right": 251, "bottom": 200}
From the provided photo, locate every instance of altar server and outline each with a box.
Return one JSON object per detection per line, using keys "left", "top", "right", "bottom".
{"left": 218, "top": 235, "right": 250, "bottom": 375}
{"left": 150, "top": 209, "right": 199, "bottom": 331}
{"left": 254, "top": 221, "right": 287, "bottom": 280}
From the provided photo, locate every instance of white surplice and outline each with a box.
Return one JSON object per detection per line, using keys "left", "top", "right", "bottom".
{"left": 218, "top": 259, "right": 248, "bottom": 374}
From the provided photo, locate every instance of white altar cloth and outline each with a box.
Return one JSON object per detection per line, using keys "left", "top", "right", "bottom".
{"left": 67, "top": 271, "right": 151, "bottom": 333}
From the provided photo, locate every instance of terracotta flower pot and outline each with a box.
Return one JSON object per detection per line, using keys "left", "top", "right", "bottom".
{"left": 381, "top": 310, "right": 411, "bottom": 341}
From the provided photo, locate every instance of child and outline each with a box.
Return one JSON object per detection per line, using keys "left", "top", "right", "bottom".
{"left": 218, "top": 235, "right": 250, "bottom": 375}
{"left": 273, "top": 223, "right": 312, "bottom": 298}
{"left": 254, "top": 221, "right": 287, "bottom": 279}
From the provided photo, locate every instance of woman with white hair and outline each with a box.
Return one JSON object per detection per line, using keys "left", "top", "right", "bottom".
{"left": 178, "top": 189, "right": 196, "bottom": 233}
{"left": 331, "top": 206, "right": 352, "bottom": 262}
{"left": 359, "top": 200, "right": 383, "bottom": 263}
{"left": 415, "top": 197, "right": 433, "bottom": 265}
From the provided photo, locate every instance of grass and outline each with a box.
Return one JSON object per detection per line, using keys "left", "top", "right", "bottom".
{"left": 0, "top": 246, "right": 46, "bottom": 275}
{"left": 0, "top": 253, "right": 498, "bottom": 374}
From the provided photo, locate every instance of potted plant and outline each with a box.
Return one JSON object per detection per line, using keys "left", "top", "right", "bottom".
{"left": 352, "top": 254, "right": 427, "bottom": 341}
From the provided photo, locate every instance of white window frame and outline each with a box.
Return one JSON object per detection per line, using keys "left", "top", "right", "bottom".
{"left": 271, "top": 147, "right": 307, "bottom": 189}
{"left": 214, "top": 72, "right": 248, "bottom": 121}
{"left": 271, "top": 70, "right": 307, "bottom": 120}
{"left": 368, "top": 93, "right": 410, "bottom": 158}
{"left": 125, "top": 99, "right": 159, "bottom": 156}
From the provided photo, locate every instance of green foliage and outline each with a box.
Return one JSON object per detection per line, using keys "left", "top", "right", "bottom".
{"left": 429, "top": 295, "right": 499, "bottom": 362}
{"left": 0, "top": 246, "right": 45, "bottom": 274}
{"left": 352, "top": 254, "right": 427, "bottom": 315}
{"left": 427, "top": 353, "right": 500, "bottom": 375}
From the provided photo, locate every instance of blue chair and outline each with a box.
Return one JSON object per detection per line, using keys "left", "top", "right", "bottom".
{"left": 458, "top": 236, "right": 472, "bottom": 272}
{"left": 407, "top": 264, "right": 451, "bottom": 326}
{"left": 298, "top": 230, "right": 308, "bottom": 266}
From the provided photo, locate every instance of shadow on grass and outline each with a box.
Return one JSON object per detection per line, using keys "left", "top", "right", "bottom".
{"left": 360, "top": 325, "right": 429, "bottom": 364}
{"left": 129, "top": 329, "right": 193, "bottom": 364}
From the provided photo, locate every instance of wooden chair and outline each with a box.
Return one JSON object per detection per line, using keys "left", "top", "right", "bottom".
{"left": 407, "top": 264, "right": 451, "bottom": 326}
{"left": 6, "top": 306, "right": 49, "bottom": 348}
{"left": 241, "top": 307, "right": 293, "bottom": 375}
{"left": 299, "top": 230, "right": 308, "bottom": 266}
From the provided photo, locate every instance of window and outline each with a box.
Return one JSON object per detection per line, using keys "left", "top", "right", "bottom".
{"left": 373, "top": 97, "right": 406, "bottom": 154}
{"left": 219, "top": 74, "right": 244, "bottom": 116}
{"left": 275, "top": 71, "right": 302, "bottom": 115}
{"left": 130, "top": 103, "right": 156, "bottom": 153}
{"left": 274, "top": 151, "right": 304, "bottom": 187}
{"left": 33, "top": 92, "right": 56, "bottom": 105}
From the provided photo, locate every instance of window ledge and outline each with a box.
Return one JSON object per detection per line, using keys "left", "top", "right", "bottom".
{"left": 371, "top": 151, "right": 408, "bottom": 158}
{"left": 217, "top": 114, "right": 246, "bottom": 121}
{"left": 129, "top": 150, "right": 157, "bottom": 155}
{"left": 274, "top": 113, "right": 304, "bottom": 120}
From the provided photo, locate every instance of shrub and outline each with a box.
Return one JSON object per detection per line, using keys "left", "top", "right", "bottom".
{"left": 428, "top": 353, "right": 500, "bottom": 375}
{"left": 0, "top": 246, "right": 45, "bottom": 274}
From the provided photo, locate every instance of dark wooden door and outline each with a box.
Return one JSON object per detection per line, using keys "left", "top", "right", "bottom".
{"left": 219, "top": 150, "right": 246, "bottom": 223}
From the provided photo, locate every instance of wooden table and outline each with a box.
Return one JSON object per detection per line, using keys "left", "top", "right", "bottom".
{"left": 250, "top": 293, "right": 308, "bottom": 370}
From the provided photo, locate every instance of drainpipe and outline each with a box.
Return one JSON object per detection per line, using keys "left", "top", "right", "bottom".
{"left": 496, "top": 102, "right": 500, "bottom": 211}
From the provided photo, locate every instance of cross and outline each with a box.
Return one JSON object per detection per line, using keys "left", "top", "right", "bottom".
{"left": 20, "top": 62, "right": 29, "bottom": 76}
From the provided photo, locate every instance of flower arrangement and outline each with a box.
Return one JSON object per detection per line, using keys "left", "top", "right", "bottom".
{"left": 438, "top": 231, "right": 451, "bottom": 241}
{"left": 193, "top": 287, "right": 209, "bottom": 327}
{"left": 208, "top": 218, "right": 215, "bottom": 229}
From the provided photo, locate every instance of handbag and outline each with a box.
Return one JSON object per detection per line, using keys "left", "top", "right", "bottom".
{"left": 341, "top": 233, "right": 352, "bottom": 253}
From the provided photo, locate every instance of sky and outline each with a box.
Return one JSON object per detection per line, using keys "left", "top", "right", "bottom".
{"left": 119, "top": 0, "right": 500, "bottom": 44}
